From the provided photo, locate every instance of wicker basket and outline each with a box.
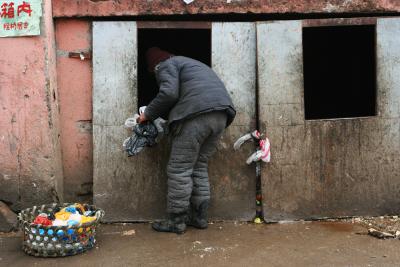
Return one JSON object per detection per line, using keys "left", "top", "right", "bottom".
{"left": 18, "top": 203, "right": 104, "bottom": 257}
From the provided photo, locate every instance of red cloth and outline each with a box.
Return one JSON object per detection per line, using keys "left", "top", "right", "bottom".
{"left": 145, "top": 47, "right": 173, "bottom": 72}
{"left": 33, "top": 215, "right": 52, "bottom": 226}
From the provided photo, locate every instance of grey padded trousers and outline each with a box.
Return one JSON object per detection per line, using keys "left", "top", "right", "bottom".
{"left": 167, "top": 111, "right": 227, "bottom": 214}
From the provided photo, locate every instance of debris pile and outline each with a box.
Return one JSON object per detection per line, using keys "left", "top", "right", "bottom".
{"left": 350, "top": 216, "right": 400, "bottom": 239}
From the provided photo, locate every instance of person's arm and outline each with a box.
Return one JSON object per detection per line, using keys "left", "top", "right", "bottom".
{"left": 144, "top": 62, "right": 180, "bottom": 121}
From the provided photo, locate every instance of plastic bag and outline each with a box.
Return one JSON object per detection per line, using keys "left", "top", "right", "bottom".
{"left": 123, "top": 121, "right": 159, "bottom": 156}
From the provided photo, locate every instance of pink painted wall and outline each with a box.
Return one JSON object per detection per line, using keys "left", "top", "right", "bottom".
{"left": 55, "top": 19, "right": 93, "bottom": 203}
{"left": 0, "top": 0, "right": 63, "bottom": 210}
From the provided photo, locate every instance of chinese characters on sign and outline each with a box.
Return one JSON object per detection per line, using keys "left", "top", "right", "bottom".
{"left": 0, "top": 0, "right": 41, "bottom": 37}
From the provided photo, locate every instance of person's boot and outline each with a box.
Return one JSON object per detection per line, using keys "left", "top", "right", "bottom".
{"left": 152, "top": 212, "right": 187, "bottom": 234}
{"left": 187, "top": 201, "right": 209, "bottom": 229}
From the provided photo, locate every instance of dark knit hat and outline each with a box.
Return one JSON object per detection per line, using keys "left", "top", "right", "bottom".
{"left": 145, "top": 47, "right": 173, "bottom": 72}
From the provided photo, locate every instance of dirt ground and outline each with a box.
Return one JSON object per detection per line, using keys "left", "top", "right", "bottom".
{"left": 1, "top": 221, "right": 400, "bottom": 267}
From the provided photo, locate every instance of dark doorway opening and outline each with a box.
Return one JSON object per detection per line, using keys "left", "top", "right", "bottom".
{"left": 303, "top": 25, "right": 376, "bottom": 120}
{"left": 137, "top": 28, "right": 211, "bottom": 111}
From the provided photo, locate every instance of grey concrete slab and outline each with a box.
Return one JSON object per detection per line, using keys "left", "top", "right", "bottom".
{"left": 258, "top": 19, "right": 400, "bottom": 220}
{"left": 377, "top": 18, "right": 400, "bottom": 119}
{"left": 209, "top": 22, "right": 257, "bottom": 220}
{"left": 92, "top": 21, "right": 169, "bottom": 222}
{"left": 93, "top": 21, "right": 257, "bottom": 221}
{"left": 257, "top": 21, "right": 304, "bottom": 106}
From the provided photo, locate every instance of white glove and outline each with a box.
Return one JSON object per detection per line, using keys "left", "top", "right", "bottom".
{"left": 124, "top": 114, "right": 140, "bottom": 129}
{"left": 245, "top": 138, "right": 271, "bottom": 164}
{"left": 233, "top": 133, "right": 253, "bottom": 150}
{"left": 233, "top": 130, "right": 261, "bottom": 150}
{"left": 139, "top": 106, "right": 147, "bottom": 115}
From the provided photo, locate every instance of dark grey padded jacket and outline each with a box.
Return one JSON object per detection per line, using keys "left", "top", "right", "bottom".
{"left": 144, "top": 56, "right": 236, "bottom": 127}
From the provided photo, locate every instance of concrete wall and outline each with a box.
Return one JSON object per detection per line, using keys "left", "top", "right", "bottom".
{"left": 91, "top": 22, "right": 256, "bottom": 221}
{"left": 0, "top": 0, "right": 63, "bottom": 211}
{"left": 1, "top": 0, "right": 400, "bottom": 220}
{"left": 210, "top": 23, "right": 257, "bottom": 220}
{"left": 258, "top": 19, "right": 400, "bottom": 221}
{"left": 55, "top": 19, "right": 93, "bottom": 203}
{"left": 52, "top": 0, "right": 400, "bottom": 17}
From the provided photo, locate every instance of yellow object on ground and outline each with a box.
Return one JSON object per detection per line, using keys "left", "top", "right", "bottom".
{"left": 254, "top": 217, "right": 263, "bottom": 224}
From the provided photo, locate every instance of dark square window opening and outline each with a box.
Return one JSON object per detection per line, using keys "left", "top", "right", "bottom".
{"left": 137, "top": 28, "right": 211, "bottom": 110}
{"left": 303, "top": 25, "right": 377, "bottom": 120}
